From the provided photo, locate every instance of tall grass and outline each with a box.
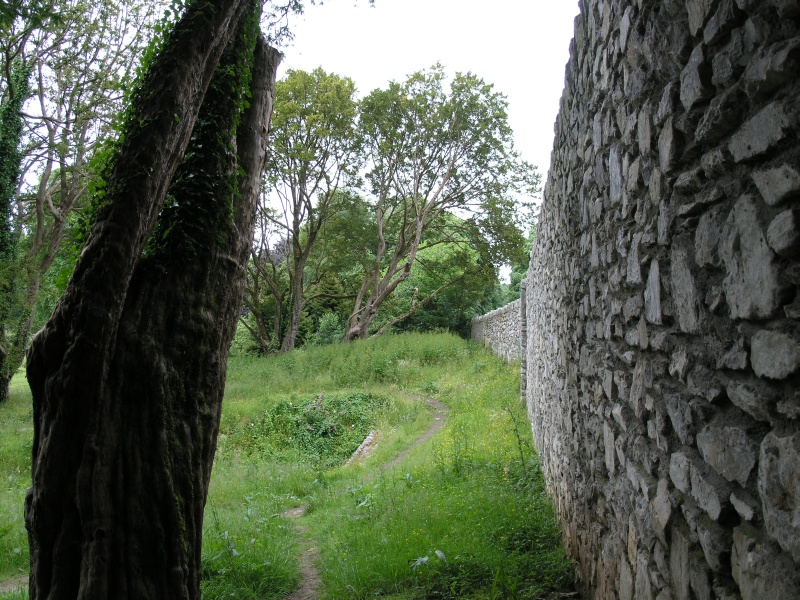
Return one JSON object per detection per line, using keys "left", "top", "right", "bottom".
{"left": 0, "top": 332, "right": 573, "bottom": 599}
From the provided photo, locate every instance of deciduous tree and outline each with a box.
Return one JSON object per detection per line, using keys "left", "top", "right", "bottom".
{"left": 24, "top": 1, "right": 280, "bottom": 597}
{"left": 345, "top": 65, "right": 538, "bottom": 341}
{"left": 263, "top": 67, "right": 362, "bottom": 352}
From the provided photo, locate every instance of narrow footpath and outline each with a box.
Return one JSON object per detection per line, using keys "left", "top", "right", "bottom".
{"left": 281, "top": 396, "right": 449, "bottom": 599}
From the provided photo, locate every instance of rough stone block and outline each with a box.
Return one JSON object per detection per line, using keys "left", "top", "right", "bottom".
{"left": 687, "top": 0, "right": 721, "bottom": 37}
{"left": 703, "top": 0, "right": 744, "bottom": 46}
{"left": 695, "top": 204, "right": 726, "bottom": 267}
{"left": 732, "top": 525, "right": 800, "bottom": 600}
{"left": 649, "top": 479, "right": 674, "bottom": 544}
{"left": 610, "top": 146, "right": 623, "bottom": 205}
{"left": 635, "top": 550, "right": 655, "bottom": 600}
{"left": 744, "top": 37, "right": 800, "bottom": 100}
{"left": 696, "top": 513, "right": 732, "bottom": 573}
{"left": 695, "top": 84, "right": 747, "bottom": 144}
{"left": 766, "top": 208, "right": 800, "bottom": 258}
{"left": 670, "top": 348, "right": 690, "bottom": 383}
{"left": 717, "top": 338, "right": 748, "bottom": 370}
{"left": 681, "top": 44, "right": 713, "bottom": 111}
{"left": 670, "top": 242, "right": 702, "bottom": 334}
{"left": 604, "top": 421, "right": 616, "bottom": 475}
{"left": 724, "top": 377, "right": 778, "bottom": 423}
{"left": 752, "top": 164, "right": 800, "bottom": 206}
{"left": 627, "top": 234, "right": 643, "bottom": 284}
{"left": 689, "top": 553, "right": 713, "bottom": 600}
{"left": 758, "top": 430, "right": 800, "bottom": 562}
{"left": 689, "top": 457, "right": 732, "bottom": 520}
{"left": 670, "top": 451, "right": 692, "bottom": 495}
{"left": 700, "top": 148, "right": 727, "bottom": 178}
{"left": 728, "top": 102, "right": 789, "bottom": 163}
{"left": 639, "top": 105, "right": 653, "bottom": 155}
{"left": 659, "top": 117, "right": 681, "bottom": 174}
{"left": 619, "top": 556, "right": 634, "bottom": 600}
{"left": 751, "top": 330, "right": 800, "bottom": 379}
{"left": 720, "top": 195, "right": 786, "bottom": 320}
{"left": 696, "top": 418, "right": 760, "bottom": 486}
{"left": 670, "top": 521, "right": 692, "bottom": 600}
{"left": 730, "top": 489, "right": 757, "bottom": 522}
{"left": 644, "top": 260, "right": 663, "bottom": 324}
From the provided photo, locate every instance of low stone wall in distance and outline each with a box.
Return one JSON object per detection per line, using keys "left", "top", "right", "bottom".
{"left": 471, "top": 298, "right": 522, "bottom": 363}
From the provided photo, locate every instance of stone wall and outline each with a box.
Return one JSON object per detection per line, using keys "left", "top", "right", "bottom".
{"left": 523, "top": 1, "right": 800, "bottom": 599}
{"left": 471, "top": 298, "right": 522, "bottom": 362}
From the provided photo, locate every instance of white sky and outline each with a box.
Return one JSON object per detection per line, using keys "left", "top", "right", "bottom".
{"left": 277, "top": 0, "right": 581, "bottom": 184}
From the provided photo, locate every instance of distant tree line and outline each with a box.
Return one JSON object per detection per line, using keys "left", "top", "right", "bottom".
{"left": 1, "top": 0, "right": 540, "bottom": 407}
{"left": 245, "top": 64, "right": 540, "bottom": 353}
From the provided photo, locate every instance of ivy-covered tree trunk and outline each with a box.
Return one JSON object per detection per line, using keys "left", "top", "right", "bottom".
{"left": 24, "top": 1, "right": 280, "bottom": 597}
{"left": 0, "top": 62, "right": 32, "bottom": 403}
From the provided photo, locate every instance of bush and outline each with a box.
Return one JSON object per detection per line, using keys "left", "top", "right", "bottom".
{"left": 308, "top": 311, "right": 344, "bottom": 347}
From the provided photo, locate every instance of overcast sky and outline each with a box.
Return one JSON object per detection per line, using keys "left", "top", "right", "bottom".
{"left": 276, "top": 0, "right": 582, "bottom": 184}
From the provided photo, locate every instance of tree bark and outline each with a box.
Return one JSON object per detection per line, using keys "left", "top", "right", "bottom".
{"left": 24, "top": 1, "right": 280, "bottom": 597}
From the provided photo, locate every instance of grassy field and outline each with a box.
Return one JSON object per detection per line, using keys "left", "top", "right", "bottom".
{"left": 0, "top": 332, "right": 573, "bottom": 599}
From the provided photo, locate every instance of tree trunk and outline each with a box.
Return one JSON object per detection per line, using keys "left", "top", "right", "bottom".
{"left": 280, "top": 253, "right": 308, "bottom": 352}
{"left": 24, "top": 1, "right": 280, "bottom": 597}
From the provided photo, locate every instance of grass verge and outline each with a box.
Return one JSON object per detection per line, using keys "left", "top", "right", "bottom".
{"left": 0, "top": 332, "right": 573, "bottom": 599}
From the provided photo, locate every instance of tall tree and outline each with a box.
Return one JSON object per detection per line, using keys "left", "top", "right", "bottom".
{"left": 264, "top": 67, "right": 362, "bottom": 352}
{"left": 24, "top": 1, "right": 280, "bottom": 597}
{"left": 0, "top": 61, "right": 31, "bottom": 402}
{"left": 345, "top": 65, "right": 538, "bottom": 341}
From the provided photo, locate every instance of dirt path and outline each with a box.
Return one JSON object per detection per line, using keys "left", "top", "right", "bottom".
{"left": 281, "top": 395, "right": 448, "bottom": 599}
{"left": 383, "top": 397, "right": 447, "bottom": 470}
{"left": 282, "top": 505, "right": 322, "bottom": 600}
{"left": 0, "top": 574, "right": 26, "bottom": 594}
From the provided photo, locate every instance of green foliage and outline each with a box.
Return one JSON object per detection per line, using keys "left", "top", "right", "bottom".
{"left": 308, "top": 311, "right": 344, "bottom": 346}
{"left": 218, "top": 392, "right": 386, "bottom": 468}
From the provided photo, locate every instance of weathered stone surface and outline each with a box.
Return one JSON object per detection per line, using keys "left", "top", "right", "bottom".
{"left": 728, "top": 102, "right": 789, "bottom": 162}
{"left": 732, "top": 526, "right": 800, "bottom": 600}
{"left": 471, "top": 299, "right": 523, "bottom": 363}
{"left": 635, "top": 550, "right": 654, "bottom": 600}
{"left": 724, "top": 377, "right": 778, "bottom": 423}
{"left": 649, "top": 479, "right": 673, "bottom": 544}
{"left": 690, "top": 552, "right": 713, "bottom": 600}
{"left": 752, "top": 164, "right": 800, "bottom": 206}
{"left": 704, "top": 0, "right": 744, "bottom": 45}
{"left": 610, "top": 146, "right": 623, "bottom": 205}
{"left": 758, "top": 431, "right": 800, "bottom": 562}
{"left": 474, "top": 2, "right": 800, "bottom": 599}
{"left": 766, "top": 208, "right": 800, "bottom": 257}
{"left": 690, "top": 457, "right": 732, "bottom": 520}
{"left": 670, "top": 522, "right": 692, "bottom": 600}
{"left": 695, "top": 84, "right": 747, "bottom": 144}
{"left": 695, "top": 205, "right": 726, "bottom": 267}
{"left": 659, "top": 117, "right": 681, "bottom": 174}
{"left": 730, "top": 489, "right": 757, "bottom": 521}
{"left": 717, "top": 338, "right": 748, "bottom": 370}
{"left": 681, "top": 44, "right": 713, "bottom": 110}
{"left": 670, "top": 451, "right": 692, "bottom": 494}
{"left": 744, "top": 37, "right": 800, "bottom": 100}
{"left": 720, "top": 195, "right": 786, "bottom": 320}
{"left": 644, "top": 260, "right": 662, "bottom": 324}
{"left": 751, "top": 330, "right": 800, "bottom": 379}
{"left": 619, "top": 556, "right": 634, "bottom": 600}
{"left": 697, "top": 421, "right": 760, "bottom": 485}
{"left": 605, "top": 421, "right": 616, "bottom": 475}
{"left": 671, "top": 242, "right": 702, "bottom": 334}
{"left": 687, "top": 0, "right": 720, "bottom": 36}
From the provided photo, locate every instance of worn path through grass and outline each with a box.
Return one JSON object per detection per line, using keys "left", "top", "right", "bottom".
{"left": 281, "top": 395, "right": 449, "bottom": 599}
